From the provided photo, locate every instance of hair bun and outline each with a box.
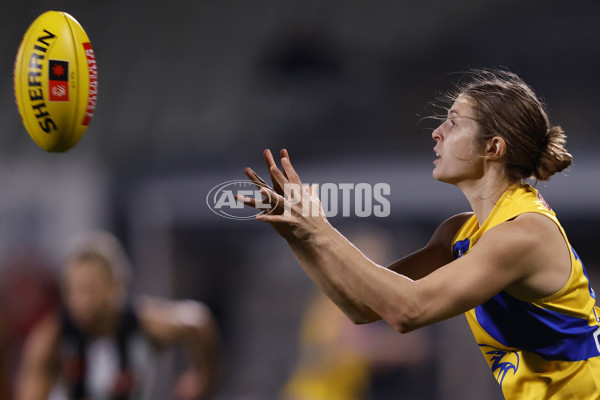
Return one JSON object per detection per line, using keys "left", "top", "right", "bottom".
{"left": 533, "top": 125, "right": 572, "bottom": 181}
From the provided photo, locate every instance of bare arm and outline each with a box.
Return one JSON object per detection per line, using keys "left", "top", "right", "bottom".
{"left": 387, "top": 212, "right": 472, "bottom": 280}
{"left": 286, "top": 207, "right": 550, "bottom": 333}
{"left": 138, "top": 297, "right": 220, "bottom": 399}
{"left": 241, "top": 150, "right": 470, "bottom": 323}
{"left": 288, "top": 212, "right": 471, "bottom": 324}
{"left": 242, "top": 150, "right": 562, "bottom": 333}
{"left": 16, "top": 313, "right": 60, "bottom": 400}
{"left": 241, "top": 150, "right": 471, "bottom": 324}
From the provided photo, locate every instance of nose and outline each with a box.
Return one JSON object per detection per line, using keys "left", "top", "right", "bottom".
{"left": 432, "top": 125, "right": 442, "bottom": 142}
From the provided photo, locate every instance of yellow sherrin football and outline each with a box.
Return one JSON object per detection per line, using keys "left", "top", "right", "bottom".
{"left": 14, "top": 11, "right": 98, "bottom": 152}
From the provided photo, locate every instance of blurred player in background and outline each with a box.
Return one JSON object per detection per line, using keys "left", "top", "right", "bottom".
{"left": 281, "top": 226, "right": 434, "bottom": 400}
{"left": 16, "top": 231, "right": 220, "bottom": 400}
{"left": 241, "top": 69, "right": 600, "bottom": 399}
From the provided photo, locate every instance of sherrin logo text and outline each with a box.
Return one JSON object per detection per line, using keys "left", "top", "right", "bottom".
{"left": 26, "top": 29, "right": 58, "bottom": 133}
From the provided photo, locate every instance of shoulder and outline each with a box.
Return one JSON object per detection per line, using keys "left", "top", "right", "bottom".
{"left": 511, "top": 212, "right": 563, "bottom": 242}
{"left": 482, "top": 212, "right": 557, "bottom": 251}
{"left": 470, "top": 212, "right": 565, "bottom": 282}
{"left": 407, "top": 212, "right": 564, "bottom": 326}
{"left": 428, "top": 212, "right": 473, "bottom": 250}
{"left": 491, "top": 212, "right": 571, "bottom": 298}
{"left": 474, "top": 215, "right": 542, "bottom": 258}
{"left": 439, "top": 212, "right": 473, "bottom": 235}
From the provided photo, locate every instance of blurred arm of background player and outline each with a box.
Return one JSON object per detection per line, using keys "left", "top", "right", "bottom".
{"left": 16, "top": 297, "right": 220, "bottom": 400}
{"left": 138, "top": 296, "right": 221, "bottom": 399}
{"left": 15, "top": 311, "right": 61, "bottom": 400}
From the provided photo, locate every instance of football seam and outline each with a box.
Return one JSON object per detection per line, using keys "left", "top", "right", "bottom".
{"left": 60, "top": 11, "right": 80, "bottom": 152}
{"left": 14, "top": 18, "right": 38, "bottom": 139}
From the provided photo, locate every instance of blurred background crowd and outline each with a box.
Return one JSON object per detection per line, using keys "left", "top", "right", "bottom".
{"left": 1, "top": 1, "right": 600, "bottom": 399}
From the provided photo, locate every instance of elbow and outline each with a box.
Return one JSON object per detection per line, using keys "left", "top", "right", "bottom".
{"left": 350, "top": 315, "right": 381, "bottom": 325}
{"left": 389, "top": 303, "right": 422, "bottom": 334}
{"left": 345, "top": 309, "right": 382, "bottom": 325}
{"left": 349, "top": 310, "right": 421, "bottom": 333}
{"left": 394, "top": 319, "right": 418, "bottom": 334}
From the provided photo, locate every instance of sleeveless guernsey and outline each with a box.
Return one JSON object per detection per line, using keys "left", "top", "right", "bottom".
{"left": 452, "top": 184, "right": 600, "bottom": 399}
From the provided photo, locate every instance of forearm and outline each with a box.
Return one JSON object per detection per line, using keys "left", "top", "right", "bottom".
{"left": 180, "top": 305, "right": 220, "bottom": 394}
{"left": 16, "top": 314, "right": 59, "bottom": 400}
{"left": 246, "top": 150, "right": 420, "bottom": 328}
{"left": 16, "top": 376, "right": 52, "bottom": 400}
{"left": 15, "top": 352, "right": 56, "bottom": 400}
{"left": 288, "top": 224, "right": 416, "bottom": 327}
{"left": 140, "top": 299, "right": 221, "bottom": 398}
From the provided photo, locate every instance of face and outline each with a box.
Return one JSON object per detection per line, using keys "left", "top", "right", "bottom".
{"left": 62, "top": 259, "right": 120, "bottom": 330}
{"left": 432, "top": 94, "right": 485, "bottom": 185}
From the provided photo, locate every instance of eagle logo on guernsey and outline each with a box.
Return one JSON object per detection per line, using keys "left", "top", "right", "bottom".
{"left": 479, "top": 344, "right": 520, "bottom": 386}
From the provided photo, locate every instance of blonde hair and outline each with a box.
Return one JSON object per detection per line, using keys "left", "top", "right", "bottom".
{"left": 63, "top": 230, "right": 132, "bottom": 287}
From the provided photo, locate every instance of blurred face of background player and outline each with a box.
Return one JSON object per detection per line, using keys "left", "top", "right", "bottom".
{"left": 62, "top": 255, "right": 124, "bottom": 334}
{"left": 431, "top": 94, "right": 487, "bottom": 186}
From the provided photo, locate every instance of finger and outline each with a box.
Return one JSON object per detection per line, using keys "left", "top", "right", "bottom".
{"left": 245, "top": 167, "right": 287, "bottom": 212}
{"left": 308, "top": 184, "right": 319, "bottom": 199}
{"left": 259, "top": 187, "right": 286, "bottom": 213}
{"left": 280, "top": 148, "right": 290, "bottom": 162}
{"left": 264, "top": 149, "right": 286, "bottom": 178}
{"left": 256, "top": 213, "right": 295, "bottom": 224}
{"left": 269, "top": 165, "right": 291, "bottom": 192}
{"left": 244, "top": 167, "right": 270, "bottom": 189}
{"left": 264, "top": 149, "right": 286, "bottom": 193}
{"left": 280, "top": 155, "right": 302, "bottom": 185}
{"left": 237, "top": 188, "right": 285, "bottom": 214}
{"left": 263, "top": 149, "right": 276, "bottom": 168}
{"left": 235, "top": 194, "right": 260, "bottom": 209}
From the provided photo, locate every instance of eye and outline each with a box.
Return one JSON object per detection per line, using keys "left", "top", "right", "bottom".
{"left": 447, "top": 119, "right": 456, "bottom": 128}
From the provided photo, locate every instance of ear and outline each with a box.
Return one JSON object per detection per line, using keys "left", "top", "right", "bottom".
{"left": 484, "top": 136, "right": 506, "bottom": 159}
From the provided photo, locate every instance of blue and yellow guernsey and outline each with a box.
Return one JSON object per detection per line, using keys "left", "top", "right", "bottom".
{"left": 452, "top": 183, "right": 600, "bottom": 399}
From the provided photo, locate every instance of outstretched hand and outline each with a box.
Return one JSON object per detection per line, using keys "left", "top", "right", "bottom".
{"left": 238, "top": 149, "right": 329, "bottom": 242}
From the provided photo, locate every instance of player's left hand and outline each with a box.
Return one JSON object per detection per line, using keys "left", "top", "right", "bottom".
{"left": 238, "top": 149, "right": 330, "bottom": 243}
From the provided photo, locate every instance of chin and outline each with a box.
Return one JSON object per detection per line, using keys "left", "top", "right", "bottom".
{"left": 433, "top": 170, "right": 459, "bottom": 185}
{"left": 432, "top": 168, "right": 447, "bottom": 182}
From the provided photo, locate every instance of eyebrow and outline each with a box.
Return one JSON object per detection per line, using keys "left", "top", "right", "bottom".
{"left": 447, "top": 109, "right": 477, "bottom": 121}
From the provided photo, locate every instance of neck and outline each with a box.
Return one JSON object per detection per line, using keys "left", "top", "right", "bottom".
{"left": 457, "top": 171, "right": 517, "bottom": 226}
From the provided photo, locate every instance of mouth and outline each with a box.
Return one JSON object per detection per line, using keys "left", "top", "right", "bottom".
{"left": 433, "top": 148, "right": 441, "bottom": 160}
